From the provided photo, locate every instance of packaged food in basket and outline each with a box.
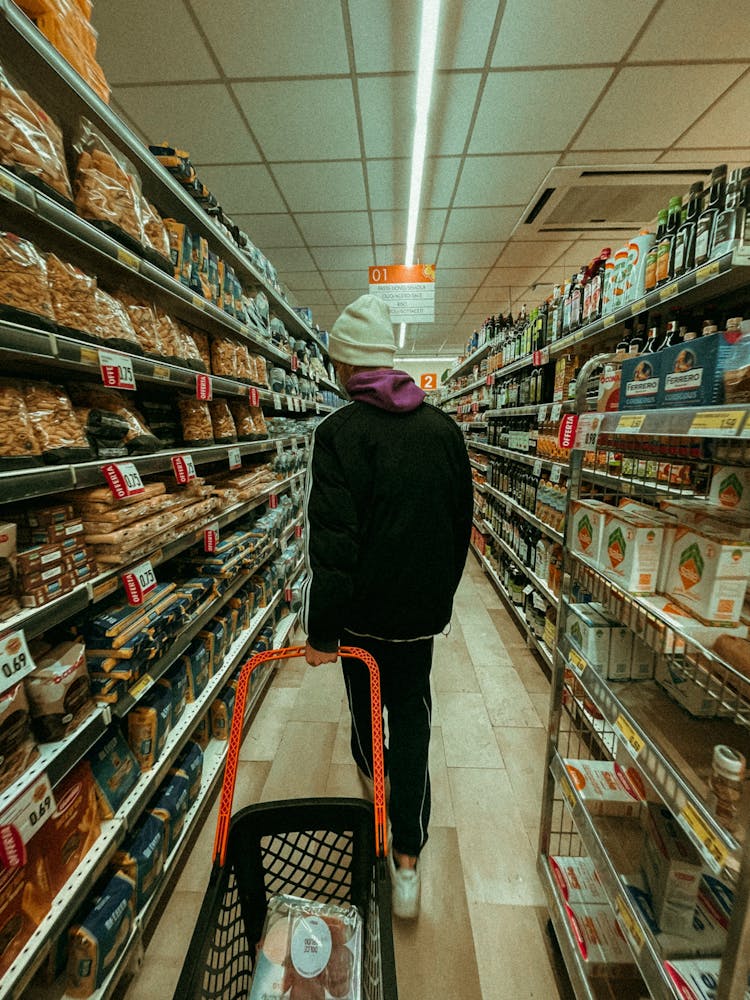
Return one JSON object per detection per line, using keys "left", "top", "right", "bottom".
{"left": 0, "top": 681, "right": 39, "bottom": 794}
{"left": 249, "top": 894, "right": 363, "bottom": 1000}
{"left": 38, "top": 759, "right": 101, "bottom": 895}
{"left": 73, "top": 118, "right": 143, "bottom": 243}
{"left": 66, "top": 872, "right": 136, "bottom": 998}
{"left": 25, "top": 637, "right": 94, "bottom": 742}
{"left": 22, "top": 381, "right": 92, "bottom": 463}
{"left": 46, "top": 254, "right": 97, "bottom": 336}
{"left": 0, "top": 231, "right": 54, "bottom": 324}
{"left": 0, "top": 62, "right": 73, "bottom": 200}
{"left": 88, "top": 726, "right": 140, "bottom": 820}
{"left": 0, "top": 381, "right": 43, "bottom": 468}
{"left": 178, "top": 395, "right": 214, "bottom": 446}
{"left": 111, "top": 812, "right": 164, "bottom": 910}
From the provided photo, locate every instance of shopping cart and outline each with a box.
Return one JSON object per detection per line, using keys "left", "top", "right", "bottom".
{"left": 174, "top": 645, "right": 398, "bottom": 1000}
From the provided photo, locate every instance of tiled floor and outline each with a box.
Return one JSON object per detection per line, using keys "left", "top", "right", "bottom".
{"left": 124, "top": 556, "right": 566, "bottom": 1000}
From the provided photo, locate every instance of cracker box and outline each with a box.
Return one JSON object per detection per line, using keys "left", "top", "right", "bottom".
{"left": 641, "top": 802, "right": 704, "bottom": 935}
{"left": 623, "top": 872, "right": 725, "bottom": 958}
{"left": 659, "top": 331, "right": 739, "bottom": 409}
{"left": 666, "top": 527, "right": 750, "bottom": 625}
{"left": 566, "top": 603, "right": 611, "bottom": 672}
{"left": 602, "top": 510, "right": 664, "bottom": 595}
{"left": 563, "top": 901, "right": 635, "bottom": 976}
{"left": 619, "top": 352, "right": 661, "bottom": 410}
{"left": 549, "top": 856, "right": 606, "bottom": 905}
{"left": 564, "top": 759, "right": 644, "bottom": 817}
{"left": 569, "top": 499, "right": 612, "bottom": 568}
{"left": 709, "top": 465, "right": 750, "bottom": 511}
{"left": 663, "top": 959, "right": 750, "bottom": 1000}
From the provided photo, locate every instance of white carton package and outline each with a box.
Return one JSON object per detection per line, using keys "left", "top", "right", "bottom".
{"left": 601, "top": 509, "right": 664, "bottom": 595}
{"left": 661, "top": 499, "right": 750, "bottom": 542}
{"left": 589, "top": 602, "right": 632, "bottom": 680}
{"left": 623, "top": 872, "right": 725, "bottom": 957}
{"left": 698, "top": 873, "right": 735, "bottom": 932}
{"left": 569, "top": 499, "right": 612, "bottom": 569}
{"left": 563, "top": 759, "right": 645, "bottom": 817}
{"left": 654, "top": 656, "right": 722, "bottom": 718}
{"left": 664, "top": 959, "right": 750, "bottom": 1000}
{"left": 641, "top": 802, "right": 704, "bottom": 935}
{"left": 666, "top": 526, "right": 750, "bottom": 625}
{"left": 548, "top": 856, "right": 607, "bottom": 906}
{"left": 709, "top": 464, "right": 750, "bottom": 511}
{"left": 566, "top": 604, "right": 612, "bottom": 672}
{"left": 631, "top": 636, "right": 655, "bottom": 680}
{"left": 639, "top": 595, "right": 749, "bottom": 655}
{"left": 563, "top": 901, "right": 635, "bottom": 976}
{"left": 619, "top": 499, "right": 679, "bottom": 592}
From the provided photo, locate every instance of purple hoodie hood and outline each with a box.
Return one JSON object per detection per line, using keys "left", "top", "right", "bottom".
{"left": 346, "top": 369, "right": 425, "bottom": 413}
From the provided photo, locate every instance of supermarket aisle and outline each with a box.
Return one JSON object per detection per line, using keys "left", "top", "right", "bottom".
{"left": 124, "top": 556, "right": 564, "bottom": 1000}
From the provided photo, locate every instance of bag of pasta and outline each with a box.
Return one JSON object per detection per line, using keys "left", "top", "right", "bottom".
{"left": 91, "top": 289, "right": 141, "bottom": 353}
{"left": 114, "top": 291, "right": 164, "bottom": 358}
{"left": 22, "top": 381, "right": 92, "bottom": 463}
{"left": 46, "top": 254, "right": 98, "bottom": 337}
{"left": 140, "top": 196, "right": 171, "bottom": 263}
{"left": 67, "top": 384, "right": 160, "bottom": 453}
{"left": 73, "top": 118, "right": 143, "bottom": 243}
{"left": 0, "top": 232, "right": 54, "bottom": 325}
{"left": 0, "top": 380, "right": 43, "bottom": 468}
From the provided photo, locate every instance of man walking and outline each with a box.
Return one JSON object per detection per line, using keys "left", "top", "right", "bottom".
{"left": 302, "top": 294, "right": 473, "bottom": 918}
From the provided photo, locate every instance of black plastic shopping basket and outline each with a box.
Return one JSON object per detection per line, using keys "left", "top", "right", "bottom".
{"left": 174, "top": 645, "right": 398, "bottom": 1000}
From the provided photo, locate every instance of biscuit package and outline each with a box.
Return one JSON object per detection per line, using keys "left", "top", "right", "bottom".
{"left": 39, "top": 760, "right": 101, "bottom": 895}
{"left": 73, "top": 118, "right": 143, "bottom": 244}
{"left": 88, "top": 727, "right": 140, "bottom": 820}
{"left": 111, "top": 812, "right": 164, "bottom": 909}
{"left": 170, "top": 741, "right": 203, "bottom": 808}
{"left": 127, "top": 682, "right": 172, "bottom": 771}
{"left": 0, "top": 231, "right": 55, "bottom": 326}
{"left": 0, "top": 681, "right": 39, "bottom": 793}
{"left": 249, "top": 894, "right": 363, "bottom": 1000}
{"left": 0, "top": 828, "right": 52, "bottom": 978}
{"left": 66, "top": 872, "right": 136, "bottom": 998}
{"left": 149, "top": 772, "right": 189, "bottom": 857}
{"left": 25, "top": 638, "right": 95, "bottom": 742}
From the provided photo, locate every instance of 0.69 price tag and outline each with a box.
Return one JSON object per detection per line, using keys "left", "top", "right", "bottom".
{"left": 171, "top": 454, "right": 197, "bottom": 484}
{"left": 101, "top": 462, "right": 145, "bottom": 500}
{"left": 0, "top": 772, "right": 56, "bottom": 866}
{"left": 99, "top": 349, "right": 136, "bottom": 391}
{"left": 122, "top": 560, "right": 157, "bottom": 606}
{"left": 0, "top": 629, "right": 36, "bottom": 697}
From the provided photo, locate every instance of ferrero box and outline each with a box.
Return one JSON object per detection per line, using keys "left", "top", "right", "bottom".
{"left": 709, "top": 465, "right": 750, "bottom": 511}
{"left": 619, "top": 500, "right": 679, "bottom": 592}
{"left": 639, "top": 595, "right": 749, "bottom": 655}
{"left": 568, "top": 500, "right": 612, "bottom": 568}
{"left": 564, "top": 759, "right": 644, "bottom": 818}
{"left": 563, "top": 901, "right": 635, "bottom": 975}
{"left": 549, "top": 856, "right": 607, "bottom": 905}
{"left": 665, "top": 526, "right": 750, "bottom": 625}
{"left": 602, "top": 509, "right": 664, "bottom": 595}
{"left": 619, "top": 352, "right": 662, "bottom": 410}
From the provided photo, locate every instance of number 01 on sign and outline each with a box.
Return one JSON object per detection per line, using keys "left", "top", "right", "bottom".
{"left": 368, "top": 264, "right": 436, "bottom": 324}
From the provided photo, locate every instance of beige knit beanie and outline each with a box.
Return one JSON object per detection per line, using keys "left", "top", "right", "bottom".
{"left": 329, "top": 294, "right": 395, "bottom": 367}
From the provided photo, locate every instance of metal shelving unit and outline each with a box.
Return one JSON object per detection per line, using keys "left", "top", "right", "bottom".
{"left": 483, "top": 518, "right": 559, "bottom": 609}
{"left": 485, "top": 482, "right": 565, "bottom": 544}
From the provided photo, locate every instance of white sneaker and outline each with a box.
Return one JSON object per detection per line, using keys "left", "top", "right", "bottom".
{"left": 388, "top": 852, "right": 420, "bottom": 919}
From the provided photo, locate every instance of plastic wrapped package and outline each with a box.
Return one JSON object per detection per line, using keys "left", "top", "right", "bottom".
{"left": 73, "top": 118, "right": 143, "bottom": 243}
{"left": 164, "top": 219, "right": 192, "bottom": 286}
{"left": 149, "top": 143, "right": 195, "bottom": 183}
{"left": 67, "top": 384, "right": 160, "bottom": 454}
{"left": 22, "top": 382, "right": 92, "bottom": 463}
{"left": 46, "top": 253, "right": 98, "bottom": 336}
{"left": 0, "top": 381, "right": 43, "bottom": 467}
{"left": 0, "top": 682, "right": 39, "bottom": 794}
{"left": 190, "top": 328, "right": 212, "bottom": 373}
{"left": 208, "top": 398, "right": 237, "bottom": 444}
{"left": 251, "top": 406, "right": 268, "bottom": 438}
{"left": 91, "top": 289, "right": 141, "bottom": 352}
{"left": 234, "top": 341, "right": 253, "bottom": 380}
{"left": 0, "top": 232, "right": 54, "bottom": 325}
{"left": 154, "top": 308, "right": 184, "bottom": 362}
{"left": 0, "top": 62, "right": 73, "bottom": 200}
{"left": 178, "top": 396, "right": 213, "bottom": 446}
{"left": 114, "top": 292, "right": 163, "bottom": 358}
{"left": 211, "top": 336, "right": 238, "bottom": 378}
{"left": 174, "top": 319, "right": 205, "bottom": 371}
{"left": 140, "top": 197, "right": 171, "bottom": 262}
{"left": 227, "top": 398, "right": 257, "bottom": 441}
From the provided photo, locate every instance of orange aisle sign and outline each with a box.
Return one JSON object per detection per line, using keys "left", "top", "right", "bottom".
{"left": 368, "top": 264, "right": 436, "bottom": 323}
{"left": 420, "top": 373, "right": 438, "bottom": 390}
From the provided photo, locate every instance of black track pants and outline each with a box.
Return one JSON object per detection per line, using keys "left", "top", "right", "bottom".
{"left": 341, "top": 630, "right": 433, "bottom": 859}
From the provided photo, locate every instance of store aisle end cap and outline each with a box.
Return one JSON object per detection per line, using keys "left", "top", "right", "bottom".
{"left": 329, "top": 294, "right": 396, "bottom": 367}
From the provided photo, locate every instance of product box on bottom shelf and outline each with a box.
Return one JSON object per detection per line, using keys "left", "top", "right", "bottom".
{"left": 66, "top": 872, "right": 136, "bottom": 999}
{"left": 623, "top": 872, "right": 725, "bottom": 957}
{"left": 564, "top": 759, "right": 645, "bottom": 817}
{"left": 665, "top": 526, "right": 750, "bottom": 625}
{"left": 562, "top": 900, "right": 635, "bottom": 976}
{"left": 664, "top": 958, "right": 750, "bottom": 1000}
{"left": 641, "top": 802, "right": 705, "bottom": 935}
{"left": 602, "top": 509, "right": 663, "bottom": 595}
{"left": 39, "top": 760, "right": 101, "bottom": 896}
{"left": 0, "top": 807, "right": 53, "bottom": 977}
{"left": 566, "top": 603, "right": 612, "bottom": 672}
{"left": 549, "top": 856, "right": 607, "bottom": 905}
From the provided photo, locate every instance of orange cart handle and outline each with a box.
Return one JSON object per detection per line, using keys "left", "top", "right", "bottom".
{"left": 212, "top": 645, "right": 388, "bottom": 866}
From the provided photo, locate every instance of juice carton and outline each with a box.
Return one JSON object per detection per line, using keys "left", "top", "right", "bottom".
{"left": 602, "top": 510, "right": 664, "bottom": 595}
{"left": 566, "top": 603, "right": 611, "bottom": 673}
{"left": 623, "top": 872, "right": 725, "bottom": 957}
{"left": 619, "top": 352, "right": 661, "bottom": 410}
{"left": 665, "top": 526, "right": 750, "bottom": 624}
{"left": 641, "top": 802, "right": 704, "bottom": 935}
{"left": 549, "top": 856, "right": 607, "bottom": 906}
{"left": 709, "top": 464, "right": 750, "bottom": 511}
{"left": 569, "top": 499, "right": 612, "bottom": 568}
{"left": 659, "top": 330, "right": 742, "bottom": 409}
{"left": 564, "top": 759, "right": 645, "bottom": 817}
{"left": 619, "top": 500, "right": 678, "bottom": 592}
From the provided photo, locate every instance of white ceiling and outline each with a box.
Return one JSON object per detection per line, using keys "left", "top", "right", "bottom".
{"left": 93, "top": 0, "right": 750, "bottom": 357}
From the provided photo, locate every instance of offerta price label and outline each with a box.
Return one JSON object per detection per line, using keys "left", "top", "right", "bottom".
{"left": 248, "top": 386, "right": 261, "bottom": 406}
{"left": 99, "top": 349, "right": 136, "bottom": 391}
{"left": 102, "top": 462, "right": 145, "bottom": 500}
{"left": 196, "top": 374, "right": 213, "bottom": 401}
{"left": 0, "top": 629, "right": 36, "bottom": 696}
{"left": 171, "top": 454, "right": 197, "bottom": 484}
{"left": 122, "top": 560, "right": 157, "bottom": 606}
{"left": 204, "top": 523, "right": 219, "bottom": 553}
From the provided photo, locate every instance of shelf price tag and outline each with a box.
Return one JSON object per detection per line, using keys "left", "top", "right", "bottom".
{"left": 680, "top": 802, "right": 728, "bottom": 872}
{"left": 568, "top": 648, "right": 587, "bottom": 675}
{"left": 486, "top": 374, "right": 494, "bottom": 387}
{"left": 0, "top": 171, "right": 17, "bottom": 200}
{"left": 550, "top": 403, "right": 563, "bottom": 422}
{"left": 538, "top": 404, "right": 549, "bottom": 423}
{"left": 116, "top": 247, "right": 140, "bottom": 271}
{"left": 315, "top": 402, "right": 321, "bottom": 414}
{"left": 128, "top": 673, "right": 153, "bottom": 701}
{"left": 285, "top": 394, "right": 294, "bottom": 411}
{"left": 284, "top": 586, "right": 294, "bottom": 603}
{"left": 616, "top": 413, "right": 646, "bottom": 434}
{"left": 122, "top": 560, "right": 157, "bottom": 606}
{"left": 602, "top": 314, "right": 616, "bottom": 328}
{"left": 196, "top": 374, "right": 212, "bottom": 401}
{"left": 291, "top": 354, "right": 299, "bottom": 372}
{"left": 689, "top": 410, "right": 745, "bottom": 437}
{"left": 269, "top": 494, "right": 279, "bottom": 510}
{"left": 616, "top": 895, "right": 644, "bottom": 952}
{"left": 0, "top": 772, "right": 56, "bottom": 863}
{"left": 248, "top": 385, "right": 261, "bottom": 407}
{"left": 630, "top": 298, "right": 647, "bottom": 316}
{"left": 659, "top": 281, "right": 679, "bottom": 301}
{"left": 696, "top": 260, "right": 721, "bottom": 283}
{"left": 615, "top": 714, "right": 645, "bottom": 757}
{"left": 102, "top": 461, "right": 145, "bottom": 500}
{"left": 228, "top": 446, "right": 242, "bottom": 470}
{"left": 273, "top": 393, "right": 283, "bottom": 411}
{"left": 0, "top": 629, "right": 36, "bottom": 697}
{"left": 276, "top": 439, "right": 284, "bottom": 457}
{"left": 574, "top": 413, "right": 601, "bottom": 451}
{"left": 204, "top": 523, "right": 219, "bottom": 553}
{"left": 559, "top": 774, "right": 576, "bottom": 811}
{"left": 557, "top": 414, "right": 579, "bottom": 450}
{"left": 550, "top": 463, "right": 562, "bottom": 484}
{"left": 99, "top": 349, "right": 136, "bottom": 391}
{"left": 171, "top": 454, "right": 196, "bottom": 484}
{"left": 533, "top": 459, "right": 543, "bottom": 478}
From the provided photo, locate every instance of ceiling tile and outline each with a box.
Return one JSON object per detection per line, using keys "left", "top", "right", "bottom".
{"left": 676, "top": 74, "right": 750, "bottom": 149}
{"left": 560, "top": 150, "right": 662, "bottom": 165}
{"left": 482, "top": 266, "right": 547, "bottom": 287}
{"left": 375, "top": 245, "right": 440, "bottom": 265}
{"left": 372, "top": 210, "right": 447, "bottom": 245}
{"left": 323, "top": 271, "right": 371, "bottom": 291}
{"left": 493, "top": 0, "right": 654, "bottom": 66}
{"left": 435, "top": 287, "right": 472, "bottom": 303}
{"left": 348, "top": 1, "right": 419, "bottom": 73}
{"left": 366, "top": 159, "right": 409, "bottom": 211}
{"left": 295, "top": 212, "right": 372, "bottom": 246}
{"left": 94, "top": 2, "right": 218, "bottom": 85}
{"left": 430, "top": 73, "right": 481, "bottom": 156}
{"left": 282, "top": 272, "right": 327, "bottom": 292}
{"left": 443, "top": 207, "right": 520, "bottom": 243}
{"left": 267, "top": 247, "right": 317, "bottom": 272}
{"left": 197, "top": 164, "right": 285, "bottom": 213}
{"left": 428, "top": 157, "right": 462, "bottom": 207}
{"left": 438, "top": 4, "right": 502, "bottom": 70}
{"left": 191, "top": 0, "right": 349, "bottom": 76}
{"left": 233, "top": 79, "right": 359, "bottom": 161}
{"left": 658, "top": 148, "right": 750, "bottom": 168}
{"left": 438, "top": 243, "right": 503, "bottom": 268}
{"left": 496, "top": 241, "right": 570, "bottom": 267}
{"left": 470, "top": 69, "right": 613, "bottom": 154}
{"left": 272, "top": 162, "right": 367, "bottom": 212}
{"left": 455, "top": 154, "right": 558, "bottom": 207}
{"left": 438, "top": 267, "right": 492, "bottom": 287}
{"left": 232, "top": 214, "right": 302, "bottom": 249}
{"left": 632, "top": 0, "right": 750, "bottom": 60}
{"left": 115, "top": 84, "right": 260, "bottom": 166}
{"left": 359, "top": 76, "right": 414, "bottom": 158}
{"left": 574, "top": 65, "right": 744, "bottom": 150}
{"left": 311, "top": 246, "right": 375, "bottom": 271}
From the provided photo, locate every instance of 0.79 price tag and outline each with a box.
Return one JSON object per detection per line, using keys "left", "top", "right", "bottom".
{"left": 99, "top": 349, "right": 136, "bottom": 391}
{"left": 122, "top": 560, "right": 157, "bottom": 606}
{"left": 101, "top": 462, "right": 145, "bottom": 500}
{"left": 0, "top": 629, "right": 36, "bottom": 697}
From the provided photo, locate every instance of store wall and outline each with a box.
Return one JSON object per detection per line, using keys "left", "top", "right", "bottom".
{"left": 395, "top": 358, "right": 457, "bottom": 391}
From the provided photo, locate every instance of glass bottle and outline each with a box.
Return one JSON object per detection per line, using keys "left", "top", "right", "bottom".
{"left": 695, "top": 164, "right": 728, "bottom": 266}
{"left": 673, "top": 182, "right": 704, "bottom": 276}
{"left": 656, "top": 196, "right": 683, "bottom": 284}
{"left": 645, "top": 210, "right": 667, "bottom": 291}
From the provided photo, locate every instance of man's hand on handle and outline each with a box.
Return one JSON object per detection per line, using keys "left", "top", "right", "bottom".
{"left": 305, "top": 641, "right": 339, "bottom": 667}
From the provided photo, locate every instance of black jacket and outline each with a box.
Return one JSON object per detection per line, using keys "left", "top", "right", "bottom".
{"left": 301, "top": 396, "right": 473, "bottom": 651}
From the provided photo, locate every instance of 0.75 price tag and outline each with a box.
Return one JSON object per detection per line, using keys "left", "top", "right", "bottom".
{"left": 171, "top": 454, "right": 197, "bottom": 484}
{"left": 122, "top": 560, "right": 157, "bottom": 606}
{"left": 0, "top": 629, "right": 36, "bottom": 697}
{"left": 101, "top": 462, "right": 144, "bottom": 500}
{"left": 99, "top": 349, "right": 136, "bottom": 391}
